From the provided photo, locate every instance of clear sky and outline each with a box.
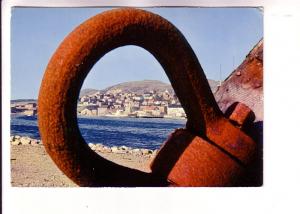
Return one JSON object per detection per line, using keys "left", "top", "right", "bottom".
{"left": 11, "top": 7, "right": 263, "bottom": 99}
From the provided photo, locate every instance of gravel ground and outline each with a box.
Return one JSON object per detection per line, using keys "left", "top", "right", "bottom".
{"left": 10, "top": 144, "right": 154, "bottom": 187}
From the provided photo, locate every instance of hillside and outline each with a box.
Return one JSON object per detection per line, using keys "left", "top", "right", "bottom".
{"left": 104, "top": 80, "right": 173, "bottom": 95}
{"left": 80, "top": 79, "right": 219, "bottom": 97}
{"left": 79, "top": 89, "right": 101, "bottom": 97}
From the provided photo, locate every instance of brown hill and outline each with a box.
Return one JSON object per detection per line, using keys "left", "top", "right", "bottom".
{"left": 104, "top": 80, "right": 174, "bottom": 94}
{"left": 80, "top": 79, "right": 219, "bottom": 97}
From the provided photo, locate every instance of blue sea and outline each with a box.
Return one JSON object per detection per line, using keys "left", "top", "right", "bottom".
{"left": 10, "top": 115, "right": 186, "bottom": 150}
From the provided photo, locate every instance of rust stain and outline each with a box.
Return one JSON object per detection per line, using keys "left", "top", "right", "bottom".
{"left": 215, "top": 40, "right": 263, "bottom": 121}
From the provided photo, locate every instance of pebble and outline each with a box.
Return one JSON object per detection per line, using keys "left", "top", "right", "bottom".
{"left": 11, "top": 139, "right": 21, "bottom": 145}
{"left": 121, "top": 145, "right": 131, "bottom": 150}
{"left": 111, "top": 146, "right": 119, "bottom": 153}
{"left": 102, "top": 146, "right": 112, "bottom": 153}
{"left": 31, "top": 139, "right": 39, "bottom": 146}
{"left": 20, "top": 137, "right": 31, "bottom": 145}
{"left": 10, "top": 135, "right": 157, "bottom": 156}
{"left": 111, "top": 146, "right": 126, "bottom": 154}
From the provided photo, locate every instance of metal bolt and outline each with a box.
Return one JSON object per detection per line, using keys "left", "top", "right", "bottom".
{"left": 227, "top": 102, "right": 255, "bottom": 128}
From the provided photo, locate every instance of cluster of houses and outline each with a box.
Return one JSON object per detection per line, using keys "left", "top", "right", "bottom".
{"left": 11, "top": 102, "right": 37, "bottom": 116}
{"left": 77, "top": 90, "right": 186, "bottom": 118}
{"left": 10, "top": 90, "right": 187, "bottom": 118}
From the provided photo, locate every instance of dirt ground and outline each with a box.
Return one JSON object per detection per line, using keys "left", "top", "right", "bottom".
{"left": 10, "top": 144, "right": 154, "bottom": 187}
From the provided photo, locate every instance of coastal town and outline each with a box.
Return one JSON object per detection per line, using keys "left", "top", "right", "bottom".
{"left": 11, "top": 89, "right": 187, "bottom": 119}
{"left": 11, "top": 78, "right": 221, "bottom": 118}
{"left": 11, "top": 101, "right": 37, "bottom": 116}
{"left": 77, "top": 89, "right": 186, "bottom": 118}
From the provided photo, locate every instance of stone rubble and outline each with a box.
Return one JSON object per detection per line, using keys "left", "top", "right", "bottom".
{"left": 10, "top": 135, "right": 42, "bottom": 146}
{"left": 10, "top": 135, "right": 158, "bottom": 157}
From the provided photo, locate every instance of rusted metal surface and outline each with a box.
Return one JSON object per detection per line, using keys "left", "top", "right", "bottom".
{"left": 226, "top": 102, "right": 255, "bottom": 129}
{"left": 215, "top": 40, "right": 263, "bottom": 122}
{"left": 215, "top": 41, "right": 264, "bottom": 186}
{"left": 150, "top": 100, "right": 260, "bottom": 186}
{"left": 150, "top": 129, "right": 244, "bottom": 186}
{"left": 38, "top": 8, "right": 260, "bottom": 187}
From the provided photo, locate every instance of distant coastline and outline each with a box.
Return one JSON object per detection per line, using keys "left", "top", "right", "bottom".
{"left": 77, "top": 114, "right": 187, "bottom": 120}
{"left": 11, "top": 79, "right": 218, "bottom": 119}
{"left": 10, "top": 111, "right": 187, "bottom": 120}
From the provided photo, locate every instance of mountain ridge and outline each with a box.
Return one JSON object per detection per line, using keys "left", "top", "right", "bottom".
{"left": 80, "top": 79, "right": 219, "bottom": 97}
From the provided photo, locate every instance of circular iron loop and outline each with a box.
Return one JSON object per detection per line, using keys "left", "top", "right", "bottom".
{"left": 38, "top": 8, "right": 222, "bottom": 186}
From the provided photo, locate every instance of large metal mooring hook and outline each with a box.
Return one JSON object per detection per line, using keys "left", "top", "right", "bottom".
{"left": 38, "top": 8, "right": 258, "bottom": 187}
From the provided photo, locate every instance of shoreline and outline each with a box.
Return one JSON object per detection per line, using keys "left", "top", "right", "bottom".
{"left": 10, "top": 135, "right": 158, "bottom": 187}
{"left": 11, "top": 113, "right": 187, "bottom": 120}
{"left": 10, "top": 135, "right": 159, "bottom": 154}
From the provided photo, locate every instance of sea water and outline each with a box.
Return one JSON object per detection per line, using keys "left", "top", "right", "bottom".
{"left": 10, "top": 115, "right": 186, "bottom": 150}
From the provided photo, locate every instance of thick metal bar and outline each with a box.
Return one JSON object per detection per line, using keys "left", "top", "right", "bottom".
{"left": 38, "top": 8, "right": 258, "bottom": 187}
{"left": 38, "top": 8, "right": 220, "bottom": 186}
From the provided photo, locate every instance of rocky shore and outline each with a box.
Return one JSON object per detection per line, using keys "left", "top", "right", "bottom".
{"left": 10, "top": 135, "right": 158, "bottom": 187}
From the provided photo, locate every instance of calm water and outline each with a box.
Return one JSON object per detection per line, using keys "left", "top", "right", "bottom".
{"left": 10, "top": 115, "right": 186, "bottom": 150}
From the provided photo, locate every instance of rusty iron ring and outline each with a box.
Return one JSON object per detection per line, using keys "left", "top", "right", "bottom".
{"left": 38, "top": 8, "right": 243, "bottom": 186}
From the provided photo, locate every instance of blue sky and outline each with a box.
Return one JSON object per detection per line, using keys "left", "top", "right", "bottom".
{"left": 11, "top": 7, "right": 263, "bottom": 99}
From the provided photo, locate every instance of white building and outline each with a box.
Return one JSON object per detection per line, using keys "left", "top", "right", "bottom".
{"left": 167, "top": 105, "right": 186, "bottom": 118}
